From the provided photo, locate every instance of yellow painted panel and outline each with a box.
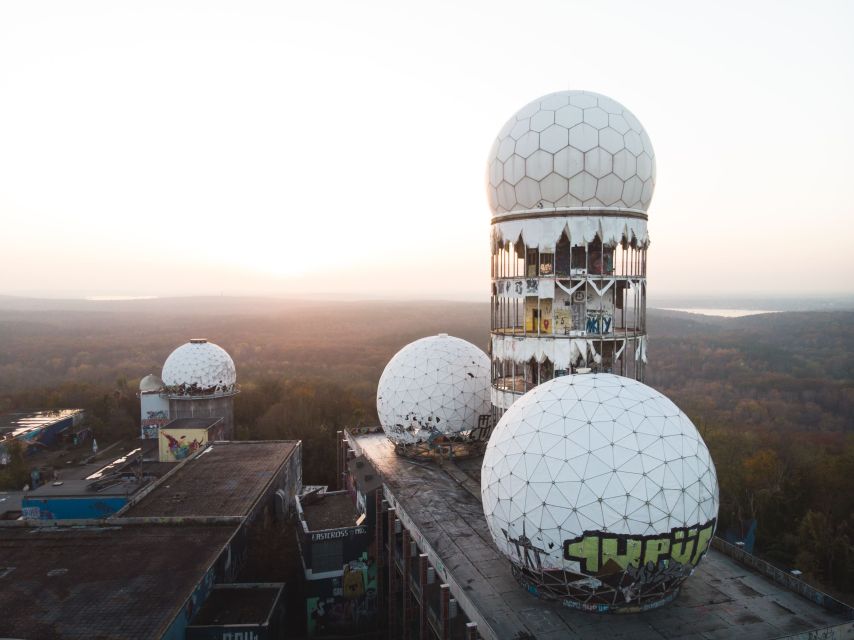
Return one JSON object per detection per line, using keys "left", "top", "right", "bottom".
{"left": 159, "top": 428, "right": 208, "bottom": 462}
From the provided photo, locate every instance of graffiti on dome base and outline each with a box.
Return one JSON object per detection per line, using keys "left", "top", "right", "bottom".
{"left": 563, "top": 519, "right": 716, "bottom": 576}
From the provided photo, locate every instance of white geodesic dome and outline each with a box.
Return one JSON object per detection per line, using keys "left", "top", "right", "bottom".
{"left": 376, "top": 334, "right": 491, "bottom": 445}
{"left": 481, "top": 373, "right": 718, "bottom": 607}
{"left": 139, "top": 374, "right": 164, "bottom": 394}
{"left": 487, "top": 90, "right": 655, "bottom": 217}
{"left": 161, "top": 339, "right": 237, "bottom": 397}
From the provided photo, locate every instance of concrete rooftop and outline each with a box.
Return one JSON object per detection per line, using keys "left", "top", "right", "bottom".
{"left": 124, "top": 441, "right": 297, "bottom": 518}
{"left": 351, "top": 432, "right": 850, "bottom": 640}
{"left": 0, "top": 524, "right": 234, "bottom": 640}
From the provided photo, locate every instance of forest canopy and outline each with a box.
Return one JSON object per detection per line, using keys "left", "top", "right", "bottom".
{"left": 0, "top": 298, "right": 851, "bottom": 595}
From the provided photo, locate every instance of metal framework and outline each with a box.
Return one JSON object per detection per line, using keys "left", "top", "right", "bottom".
{"left": 392, "top": 414, "right": 494, "bottom": 461}
{"left": 509, "top": 563, "right": 681, "bottom": 613}
{"left": 489, "top": 220, "right": 648, "bottom": 416}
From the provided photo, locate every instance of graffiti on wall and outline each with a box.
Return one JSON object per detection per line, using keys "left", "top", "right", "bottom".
{"left": 307, "top": 555, "right": 377, "bottom": 637}
{"left": 141, "top": 410, "right": 169, "bottom": 439}
{"left": 160, "top": 430, "right": 205, "bottom": 462}
{"left": 585, "top": 310, "right": 613, "bottom": 334}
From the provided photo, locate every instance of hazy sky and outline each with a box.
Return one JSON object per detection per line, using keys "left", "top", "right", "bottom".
{"left": 2, "top": 1, "right": 852, "bottom": 301}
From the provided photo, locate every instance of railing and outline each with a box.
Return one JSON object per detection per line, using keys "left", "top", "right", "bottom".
{"left": 491, "top": 327, "right": 644, "bottom": 337}
{"left": 711, "top": 537, "right": 854, "bottom": 619}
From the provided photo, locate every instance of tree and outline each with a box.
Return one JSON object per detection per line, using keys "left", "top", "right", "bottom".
{"left": 0, "top": 440, "right": 30, "bottom": 490}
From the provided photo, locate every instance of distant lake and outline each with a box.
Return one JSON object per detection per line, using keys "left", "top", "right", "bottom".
{"left": 84, "top": 296, "right": 158, "bottom": 301}
{"left": 660, "top": 308, "right": 781, "bottom": 318}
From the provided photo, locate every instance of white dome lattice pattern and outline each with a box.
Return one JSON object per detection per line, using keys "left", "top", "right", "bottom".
{"left": 377, "top": 335, "right": 491, "bottom": 445}
{"left": 487, "top": 91, "right": 656, "bottom": 216}
{"left": 161, "top": 339, "right": 237, "bottom": 397}
{"left": 481, "top": 373, "right": 718, "bottom": 610}
{"left": 138, "top": 373, "right": 164, "bottom": 393}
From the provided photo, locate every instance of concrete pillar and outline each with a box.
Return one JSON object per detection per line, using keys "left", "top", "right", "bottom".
{"left": 402, "top": 528, "right": 411, "bottom": 639}
{"left": 387, "top": 508, "right": 397, "bottom": 637}
{"left": 418, "top": 554, "right": 429, "bottom": 640}
{"left": 336, "top": 430, "right": 344, "bottom": 490}
{"left": 440, "top": 583, "right": 451, "bottom": 640}
{"left": 375, "top": 493, "right": 385, "bottom": 616}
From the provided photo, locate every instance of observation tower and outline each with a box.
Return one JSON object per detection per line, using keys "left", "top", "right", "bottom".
{"left": 487, "top": 90, "right": 654, "bottom": 415}
{"left": 161, "top": 339, "right": 239, "bottom": 438}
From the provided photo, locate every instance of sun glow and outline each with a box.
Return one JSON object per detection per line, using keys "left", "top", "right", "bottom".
{"left": 1, "top": 2, "right": 853, "bottom": 299}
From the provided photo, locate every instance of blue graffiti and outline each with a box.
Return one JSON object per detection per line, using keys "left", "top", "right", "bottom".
{"left": 585, "top": 314, "right": 613, "bottom": 334}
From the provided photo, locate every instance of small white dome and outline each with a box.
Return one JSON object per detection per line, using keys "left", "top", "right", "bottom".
{"left": 487, "top": 90, "right": 656, "bottom": 218}
{"left": 161, "top": 339, "right": 237, "bottom": 397}
{"left": 139, "top": 374, "right": 164, "bottom": 393}
{"left": 376, "top": 334, "right": 491, "bottom": 445}
{"left": 481, "top": 373, "right": 717, "bottom": 607}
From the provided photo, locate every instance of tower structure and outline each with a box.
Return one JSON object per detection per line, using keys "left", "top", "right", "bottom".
{"left": 161, "top": 338, "right": 239, "bottom": 439}
{"left": 139, "top": 374, "right": 169, "bottom": 439}
{"left": 487, "top": 90, "right": 654, "bottom": 415}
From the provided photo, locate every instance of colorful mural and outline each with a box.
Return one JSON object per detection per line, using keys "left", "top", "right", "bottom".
{"left": 159, "top": 429, "right": 206, "bottom": 462}
{"left": 306, "top": 555, "right": 377, "bottom": 637}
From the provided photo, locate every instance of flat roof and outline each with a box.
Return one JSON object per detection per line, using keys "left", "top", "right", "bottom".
{"left": 190, "top": 584, "right": 282, "bottom": 626}
{"left": 351, "top": 432, "right": 850, "bottom": 640}
{"left": 0, "top": 409, "right": 81, "bottom": 440}
{"left": 163, "top": 417, "right": 222, "bottom": 430}
{"left": 24, "top": 478, "right": 144, "bottom": 498}
{"left": 0, "top": 491, "right": 23, "bottom": 517}
{"left": 124, "top": 441, "right": 297, "bottom": 518}
{"left": 301, "top": 491, "right": 358, "bottom": 531}
{"left": 0, "top": 523, "right": 234, "bottom": 640}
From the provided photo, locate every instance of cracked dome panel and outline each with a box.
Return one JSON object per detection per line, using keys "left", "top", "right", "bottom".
{"left": 161, "top": 340, "right": 237, "bottom": 396}
{"left": 376, "top": 334, "right": 491, "bottom": 445}
{"left": 481, "top": 374, "right": 718, "bottom": 604}
{"left": 486, "top": 91, "right": 656, "bottom": 217}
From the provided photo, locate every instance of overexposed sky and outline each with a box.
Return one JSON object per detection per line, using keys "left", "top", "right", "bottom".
{"left": 2, "top": 0, "right": 853, "bottom": 300}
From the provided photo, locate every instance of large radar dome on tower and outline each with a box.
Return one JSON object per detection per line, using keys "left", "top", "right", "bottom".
{"left": 481, "top": 373, "right": 718, "bottom": 611}
{"left": 487, "top": 90, "right": 654, "bottom": 413}
{"left": 161, "top": 339, "right": 237, "bottom": 397}
{"left": 487, "top": 90, "right": 656, "bottom": 220}
{"left": 376, "top": 334, "right": 491, "bottom": 446}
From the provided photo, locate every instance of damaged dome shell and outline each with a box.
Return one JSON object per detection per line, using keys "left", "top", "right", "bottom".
{"left": 376, "top": 334, "right": 491, "bottom": 445}
{"left": 161, "top": 339, "right": 237, "bottom": 397}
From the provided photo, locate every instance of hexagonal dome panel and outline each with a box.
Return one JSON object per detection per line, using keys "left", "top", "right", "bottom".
{"left": 162, "top": 339, "right": 237, "bottom": 397}
{"left": 487, "top": 91, "right": 656, "bottom": 217}
{"left": 376, "top": 334, "right": 491, "bottom": 445}
{"left": 481, "top": 374, "right": 719, "bottom": 609}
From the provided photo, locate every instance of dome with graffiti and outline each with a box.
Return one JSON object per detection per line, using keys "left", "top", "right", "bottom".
{"left": 481, "top": 373, "right": 718, "bottom": 611}
{"left": 376, "top": 334, "right": 491, "bottom": 446}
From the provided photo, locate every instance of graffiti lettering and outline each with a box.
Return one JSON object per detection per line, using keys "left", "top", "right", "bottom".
{"left": 585, "top": 312, "right": 613, "bottom": 334}
{"left": 563, "top": 519, "right": 716, "bottom": 575}
{"left": 311, "top": 526, "right": 367, "bottom": 542}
